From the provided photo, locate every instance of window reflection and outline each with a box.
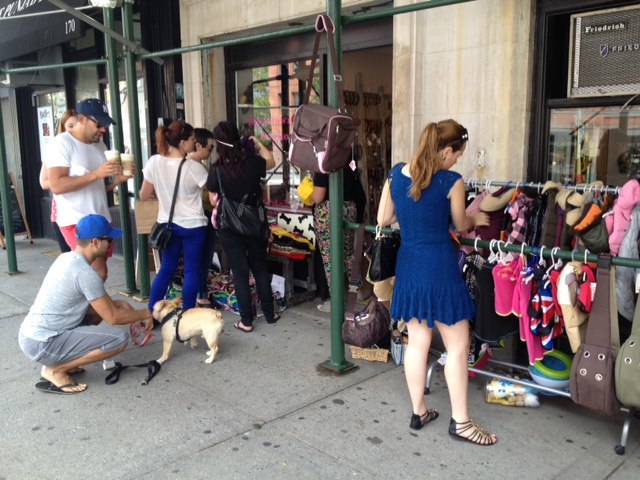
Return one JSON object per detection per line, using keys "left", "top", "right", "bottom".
{"left": 548, "top": 105, "right": 640, "bottom": 186}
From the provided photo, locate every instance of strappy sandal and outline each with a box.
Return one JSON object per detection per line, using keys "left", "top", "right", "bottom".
{"left": 410, "top": 408, "right": 439, "bottom": 430}
{"left": 448, "top": 418, "right": 497, "bottom": 446}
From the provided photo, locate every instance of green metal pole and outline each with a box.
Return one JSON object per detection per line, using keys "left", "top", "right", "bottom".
{"left": 0, "top": 101, "right": 20, "bottom": 274}
{"left": 104, "top": 7, "right": 138, "bottom": 295}
{"left": 122, "top": 0, "right": 150, "bottom": 298}
{"left": 321, "top": 0, "right": 356, "bottom": 374}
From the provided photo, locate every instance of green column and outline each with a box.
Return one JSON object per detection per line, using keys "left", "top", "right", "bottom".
{"left": 0, "top": 101, "right": 19, "bottom": 274}
{"left": 321, "top": 0, "right": 356, "bottom": 374}
{"left": 104, "top": 7, "right": 138, "bottom": 295}
{"left": 122, "top": 0, "right": 150, "bottom": 298}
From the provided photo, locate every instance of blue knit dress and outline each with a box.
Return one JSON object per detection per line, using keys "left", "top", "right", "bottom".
{"left": 390, "top": 164, "right": 475, "bottom": 327}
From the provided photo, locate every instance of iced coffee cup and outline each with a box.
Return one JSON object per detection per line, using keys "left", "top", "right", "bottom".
{"left": 104, "top": 149, "right": 121, "bottom": 166}
{"left": 121, "top": 153, "right": 134, "bottom": 176}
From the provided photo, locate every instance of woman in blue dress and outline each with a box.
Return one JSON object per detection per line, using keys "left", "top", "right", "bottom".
{"left": 377, "top": 119, "right": 497, "bottom": 445}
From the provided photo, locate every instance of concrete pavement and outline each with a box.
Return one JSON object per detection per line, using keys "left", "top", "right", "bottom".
{"left": 0, "top": 238, "right": 639, "bottom": 480}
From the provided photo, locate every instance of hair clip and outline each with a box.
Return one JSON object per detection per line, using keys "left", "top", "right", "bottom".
{"left": 216, "top": 139, "right": 234, "bottom": 148}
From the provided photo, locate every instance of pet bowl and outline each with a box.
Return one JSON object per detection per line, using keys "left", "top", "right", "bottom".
{"left": 528, "top": 350, "right": 572, "bottom": 390}
{"left": 528, "top": 367, "right": 571, "bottom": 390}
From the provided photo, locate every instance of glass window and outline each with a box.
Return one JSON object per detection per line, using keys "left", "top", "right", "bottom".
{"left": 548, "top": 105, "right": 640, "bottom": 186}
{"left": 235, "top": 61, "right": 321, "bottom": 187}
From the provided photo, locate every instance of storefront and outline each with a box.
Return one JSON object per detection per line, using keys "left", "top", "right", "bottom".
{"left": 530, "top": 0, "right": 640, "bottom": 186}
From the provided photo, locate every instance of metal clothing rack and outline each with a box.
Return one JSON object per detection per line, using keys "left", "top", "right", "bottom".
{"left": 465, "top": 178, "right": 622, "bottom": 196}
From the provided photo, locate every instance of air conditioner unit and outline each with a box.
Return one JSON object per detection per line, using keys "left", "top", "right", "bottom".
{"left": 568, "top": 5, "right": 640, "bottom": 98}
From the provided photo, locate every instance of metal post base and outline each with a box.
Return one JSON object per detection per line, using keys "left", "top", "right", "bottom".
{"left": 318, "top": 360, "right": 358, "bottom": 375}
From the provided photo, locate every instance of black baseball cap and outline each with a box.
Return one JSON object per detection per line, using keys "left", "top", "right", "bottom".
{"left": 76, "top": 98, "right": 116, "bottom": 126}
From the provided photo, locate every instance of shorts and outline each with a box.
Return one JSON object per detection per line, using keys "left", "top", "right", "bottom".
{"left": 60, "top": 224, "right": 114, "bottom": 257}
{"left": 18, "top": 325, "right": 129, "bottom": 366}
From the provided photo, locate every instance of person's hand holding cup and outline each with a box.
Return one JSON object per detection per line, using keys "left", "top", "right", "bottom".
{"left": 121, "top": 153, "right": 134, "bottom": 177}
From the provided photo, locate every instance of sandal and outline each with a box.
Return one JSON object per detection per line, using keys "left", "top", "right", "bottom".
{"left": 448, "top": 418, "right": 497, "bottom": 446}
{"left": 233, "top": 321, "right": 254, "bottom": 333}
{"left": 409, "top": 408, "right": 439, "bottom": 430}
{"left": 266, "top": 312, "right": 281, "bottom": 325}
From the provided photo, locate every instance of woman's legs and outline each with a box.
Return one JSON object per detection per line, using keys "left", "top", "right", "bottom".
{"left": 436, "top": 319, "right": 471, "bottom": 422}
{"left": 219, "top": 232, "right": 254, "bottom": 327}
{"left": 148, "top": 231, "right": 182, "bottom": 311}
{"left": 197, "top": 221, "right": 217, "bottom": 304}
{"left": 404, "top": 318, "right": 433, "bottom": 416}
{"left": 246, "top": 236, "right": 275, "bottom": 321}
{"left": 181, "top": 226, "right": 206, "bottom": 310}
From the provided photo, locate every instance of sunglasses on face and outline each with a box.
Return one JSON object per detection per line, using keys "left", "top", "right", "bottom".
{"left": 87, "top": 116, "right": 108, "bottom": 129}
{"left": 97, "top": 237, "right": 113, "bottom": 245}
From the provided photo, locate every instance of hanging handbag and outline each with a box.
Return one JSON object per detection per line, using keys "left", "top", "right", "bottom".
{"left": 615, "top": 294, "right": 640, "bottom": 408}
{"left": 148, "top": 158, "right": 186, "bottom": 250}
{"left": 289, "top": 15, "right": 356, "bottom": 173}
{"left": 570, "top": 254, "right": 621, "bottom": 416}
{"left": 342, "top": 225, "right": 390, "bottom": 348}
{"left": 215, "top": 169, "right": 270, "bottom": 241}
{"left": 366, "top": 165, "right": 401, "bottom": 282}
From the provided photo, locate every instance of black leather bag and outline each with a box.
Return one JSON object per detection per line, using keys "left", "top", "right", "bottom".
{"left": 366, "top": 226, "right": 400, "bottom": 282}
{"left": 216, "top": 169, "right": 270, "bottom": 241}
{"left": 148, "top": 158, "right": 186, "bottom": 251}
{"left": 149, "top": 222, "right": 172, "bottom": 250}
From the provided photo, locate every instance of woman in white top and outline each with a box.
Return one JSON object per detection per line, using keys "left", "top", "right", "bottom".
{"left": 140, "top": 120, "right": 208, "bottom": 314}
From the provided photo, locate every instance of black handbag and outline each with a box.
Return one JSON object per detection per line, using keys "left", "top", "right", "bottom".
{"left": 342, "top": 225, "right": 391, "bottom": 348}
{"left": 366, "top": 167, "right": 401, "bottom": 282}
{"left": 215, "top": 169, "right": 270, "bottom": 241}
{"left": 148, "top": 158, "right": 186, "bottom": 250}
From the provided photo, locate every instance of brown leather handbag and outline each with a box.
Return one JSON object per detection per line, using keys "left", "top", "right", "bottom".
{"left": 570, "top": 254, "right": 621, "bottom": 416}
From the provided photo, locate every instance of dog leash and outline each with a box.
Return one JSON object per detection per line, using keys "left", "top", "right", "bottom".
{"left": 105, "top": 360, "right": 161, "bottom": 386}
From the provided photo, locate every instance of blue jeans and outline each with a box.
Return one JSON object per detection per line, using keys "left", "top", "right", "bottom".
{"left": 149, "top": 224, "right": 206, "bottom": 311}
{"left": 198, "top": 219, "right": 217, "bottom": 300}
{"left": 219, "top": 230, "right": 274, "bottom": 326}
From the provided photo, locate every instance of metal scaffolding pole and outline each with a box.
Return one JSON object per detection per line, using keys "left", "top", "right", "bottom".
{"left": 122, "top": 0, "right": 150, "bottom": 298}
{"left": 104, "top": 7, "right": 138, "bottom": 295}
{"left": 0, "top": 99, "right": 19, "bottom": 274}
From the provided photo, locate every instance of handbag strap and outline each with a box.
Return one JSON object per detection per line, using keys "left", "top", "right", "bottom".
{"left": 304, "top": 15, "right": 346, "bottom": 111}
{"left": 346, "top": 223, "right": 366, "bottom": 317}
{"left": 167, "top": 158, "right": 187, "bottom": 225}
{"left": 583, "top": 254, "right": 612, "bottom": 348}
{"left": 376, "top": 163, "right": 401, "bottom": 234}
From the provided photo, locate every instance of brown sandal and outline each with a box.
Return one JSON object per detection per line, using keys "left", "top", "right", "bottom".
{"left": 448, "top": 418, "right": 497, "bottom": 446}
{"left": 410, "top": 408, "right": 439, "bottom": 430}
{"left": 233, "top": 321, "right": 254, "bottom": 333}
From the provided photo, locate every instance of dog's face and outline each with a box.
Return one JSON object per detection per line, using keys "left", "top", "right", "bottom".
{"left": 151, "top": 298, "right": 182, "bottom": 321}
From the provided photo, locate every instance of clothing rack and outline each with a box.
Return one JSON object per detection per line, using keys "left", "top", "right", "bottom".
{"left": 465, "top": 179, "right": 622, "bottom": 195}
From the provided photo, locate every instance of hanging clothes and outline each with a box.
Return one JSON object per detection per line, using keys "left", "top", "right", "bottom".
{"left": 473, "top": 261, "right": 518, "bottom": 343}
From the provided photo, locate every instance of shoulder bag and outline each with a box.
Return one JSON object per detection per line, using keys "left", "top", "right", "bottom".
{"left": 149, "top": 158, "right": 186, "bottom": 250}
{"left": 342, "top": 224, "right": 390, "bottom": 348}
{"left": 215, "top": 168, "right": 270, "bottom": 241}
{"left": 570, "top": 254, "right": 621, "bottom": 416}
{"left": 615, "top": 293, "right": 640, "bottom": 408}
{"left": 289, "top": 15, "right": 356, "bottom": 173}
{"left": 366, "top": 165, "right": 401, "bottom": 282}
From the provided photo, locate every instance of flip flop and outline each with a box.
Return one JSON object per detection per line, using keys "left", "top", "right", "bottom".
{"left": 233, "top": 321, "right": 254, "bottom": 333}
{"left": 35, "top": 380, "right": 87, "bottom": 395}
{"left": 266, "top": 312, "right": 281, "bottom": 325}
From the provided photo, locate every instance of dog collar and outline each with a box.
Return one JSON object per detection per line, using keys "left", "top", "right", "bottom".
{"left": 159, "top": 308, "right": 182, "bottom": 327}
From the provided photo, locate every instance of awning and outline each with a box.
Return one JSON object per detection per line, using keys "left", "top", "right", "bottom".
{"left": 0, "top": 0, "right": 87, "bottom": 62}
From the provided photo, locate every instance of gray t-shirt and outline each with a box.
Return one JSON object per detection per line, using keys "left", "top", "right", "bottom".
{"left": 19, "top": 252, "right": 107, "bottom": 342}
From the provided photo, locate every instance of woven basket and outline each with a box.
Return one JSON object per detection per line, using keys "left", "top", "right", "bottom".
{"left": 349, "top": 346, "right": 389, "bottom": 362}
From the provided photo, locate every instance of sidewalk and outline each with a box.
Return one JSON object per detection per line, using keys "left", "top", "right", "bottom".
{"left": 0, "top": 238, "right": 639, "bottom": 480}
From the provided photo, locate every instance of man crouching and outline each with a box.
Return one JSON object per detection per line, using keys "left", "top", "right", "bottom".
{"left": 18, "top": 214, "right": 153, "bottom": 395}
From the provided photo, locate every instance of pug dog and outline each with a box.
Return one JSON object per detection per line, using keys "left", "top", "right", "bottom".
{"left": 151, "top": 298, "right": 224, "bottom": 365}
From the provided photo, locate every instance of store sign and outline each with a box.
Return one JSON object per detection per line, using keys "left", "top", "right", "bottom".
{"left": 0, "top": 0, "right": 86, "bottom": 62}
{"left": 569, "top": 5, "right": 640, "bottom": 98}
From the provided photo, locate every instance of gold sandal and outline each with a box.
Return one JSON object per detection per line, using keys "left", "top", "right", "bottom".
{"left": 448, "top": 418, "right": 497, "bottom": 446}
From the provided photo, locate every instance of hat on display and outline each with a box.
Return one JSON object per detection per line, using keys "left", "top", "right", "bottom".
{"left": 555, "top": 188, "right": 576, "bottom": 211}
{"left": 567, "top": 181, "right": 604, "bottom": 208}
{"left": 541, "top": 181, "right": 562, "bottom": 195}
{"left": 76, "top": 98, "right": 116, "bottom": 126}
{"left": 480, "top": 187, "right": 516, "bottom": 212}
{"left": 76, "top": 214, "right": 123, "bottom": 240}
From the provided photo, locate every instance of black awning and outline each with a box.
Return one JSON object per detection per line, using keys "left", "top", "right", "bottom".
{"left": 0, "top": 0, "right": 88, "bottom": 62}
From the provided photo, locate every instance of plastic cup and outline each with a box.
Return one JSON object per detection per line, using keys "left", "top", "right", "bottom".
{"left": 104, "top": 149, "right": 121, "bottom": 165}
{"left": 121, "top": 153, "right": 134, "bottom": 176}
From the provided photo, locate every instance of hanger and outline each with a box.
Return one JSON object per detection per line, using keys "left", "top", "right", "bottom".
{"left": 487, "top": 239, "right": 499, "bottom": 263}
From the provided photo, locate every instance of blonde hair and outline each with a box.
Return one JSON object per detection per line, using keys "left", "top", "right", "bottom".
{"left": 408, "top": 119, "right": 468, "bottom": 200}
{"left": 57, "top": 109, "right": 77, "bottom": 135}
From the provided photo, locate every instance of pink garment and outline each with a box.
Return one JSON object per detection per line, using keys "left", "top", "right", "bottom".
{"left": 459, "top": 190, "right": 489, "bottom": 254}
{"left": 492, "top": 256, "right": 522, "bottom": 316}
{"left": 512, "top": 267, "right": 545, "bottom": 365}
{"left": 50, "top": 197, "right": 57, "bottom": 223}
{"left": 605, "top": 179, "right": 640, "bottom": 255}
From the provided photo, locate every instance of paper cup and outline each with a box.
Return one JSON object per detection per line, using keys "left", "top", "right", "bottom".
{"left": 104, "top": 150, "right": 121, "bottom": 165}
{"left": 121, "top": 153, "right": 134, "bottom": 176}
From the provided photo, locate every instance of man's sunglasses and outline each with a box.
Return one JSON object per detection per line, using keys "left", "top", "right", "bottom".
{"left": 97, "top": 237, "right": 113, "bottom": 244}
{"left": 87, "top": 116, "right": 108, "bottom": 129}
